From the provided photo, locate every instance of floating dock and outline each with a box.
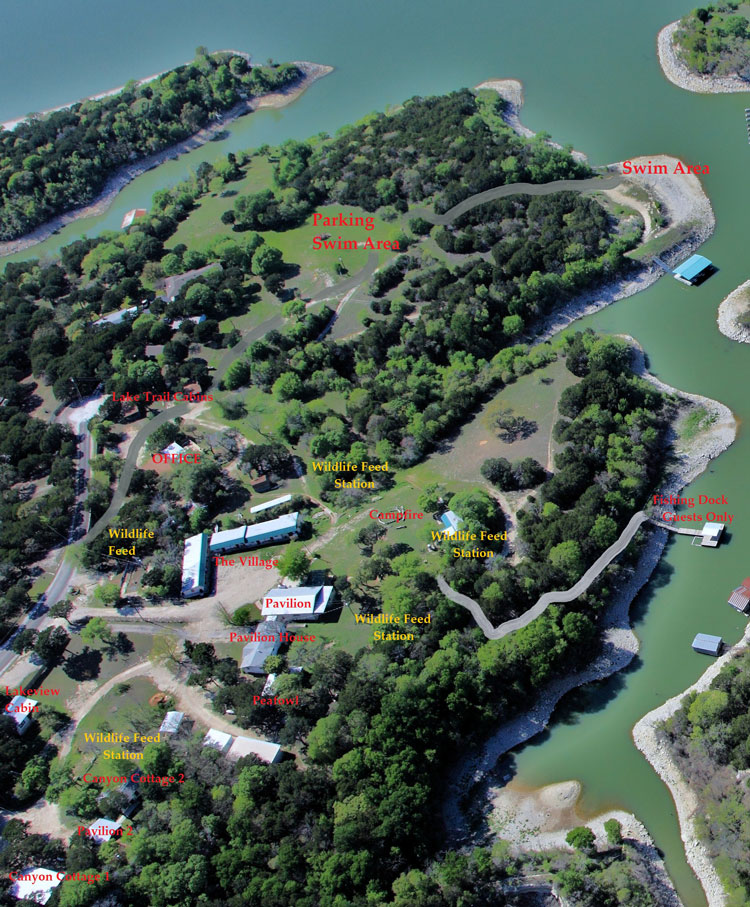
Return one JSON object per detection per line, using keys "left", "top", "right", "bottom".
{"left": 672, "top": 254, "right": 715, "bottom": 286}
{"left": 692, "top": 633, "right": 723, "bottom": 656}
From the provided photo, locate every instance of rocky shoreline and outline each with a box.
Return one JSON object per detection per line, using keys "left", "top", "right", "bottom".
{"left": 717, "top": 278, "right": 750, "bottom": 343}
{"left": 439, "top": 86, "right": 730, "bottom": 903}
{"left": 477, "top": 79, "right": 716, "bottom": 343}
{"left": 492, "top": 782, "right": 682, "bottom": 907}
{"left": 657, "top": 20, "right": 750, "bottom": 93}
{"left": 0, "top": 60, "right": 333, "bottom": 258}
{"left": 442, "top": 336, "right": 736, "bottom": 890}
{"left": 633, "top": 627, "right": 750, "bottom": 907}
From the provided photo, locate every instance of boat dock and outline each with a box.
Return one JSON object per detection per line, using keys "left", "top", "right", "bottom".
{"left": 649, "top": 517, "right": 725, "bottom": 547}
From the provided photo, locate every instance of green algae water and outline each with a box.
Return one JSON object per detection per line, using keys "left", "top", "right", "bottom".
{"left": 5, "top": 0, "right": 750, "bottom": 902}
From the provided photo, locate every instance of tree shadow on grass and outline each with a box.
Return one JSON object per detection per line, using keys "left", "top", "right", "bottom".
{"left": 62, "top": 647, "right": 102, "bottom": 680}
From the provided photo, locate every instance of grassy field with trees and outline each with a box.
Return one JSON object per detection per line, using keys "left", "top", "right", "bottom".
{"left": 0, "top": 85, "right": 679, "bottom": 906}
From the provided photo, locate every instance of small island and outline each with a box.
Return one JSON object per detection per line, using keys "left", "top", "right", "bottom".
{"left": 658, "top": 4, "right": 750, "bottom": 92}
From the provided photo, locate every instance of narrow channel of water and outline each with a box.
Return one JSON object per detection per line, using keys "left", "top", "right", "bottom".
{"left": 4, "top": 1, "right": 750, "bottom": 902}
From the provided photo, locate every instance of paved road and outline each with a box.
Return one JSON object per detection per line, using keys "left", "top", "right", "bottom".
{"left": 0, "top": 395, "right": 103, "bottom": 672}
{"left": 438, "top": 511, "right": 649, "bottom": 640}
{"left": 412, "top": 175, "right": 622, "bottom": 227}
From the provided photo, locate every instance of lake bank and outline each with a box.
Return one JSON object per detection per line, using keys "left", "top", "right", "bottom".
{"left": 475, "top": 79, "right": 716, "bottom": 344}
{"left": 0, "top": 60, "right": 333, "bottom": 259}
{"left": 632, "top": 626, "right": 750, "bottom": 907}
{"left": 717, "top": 278, "right": 750, "bottom": 343}
{"left": 492, "top": 780, "right": 682, "bottom": 907}
{"left": 442, "top": 334, "right": 736, "bottom": 847}
{"left": 657, "top": 20, "right": 750, "bottom": 93}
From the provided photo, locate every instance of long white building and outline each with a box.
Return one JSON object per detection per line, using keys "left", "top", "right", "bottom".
{"left": 209, "top": 512, "right": 301, "bottom": 554}
{"left": 261, "top": 585, "right": 334, "bottom": 620}
{"left": 181, "top": 533, "right": 209, "bottom": 598}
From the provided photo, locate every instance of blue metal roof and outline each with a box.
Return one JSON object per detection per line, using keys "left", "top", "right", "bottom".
{"left": 692, "top": 633, "right": 722, "bottom": 653}
{"left": 672, "top": 254, "right": 712, "bottom": 280}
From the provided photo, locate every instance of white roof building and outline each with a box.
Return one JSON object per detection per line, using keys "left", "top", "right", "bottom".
{"left": 260, "top": 585, "right": 334, "bottom": 619}
{"left": 261, "top": 673, "right": 277, "bottom": 696}
{"left": 209, "top": 512, "right": 301, "bottom": 554}
{"left": 209, "top": 525, "right": 248, "bottom": 552}
{"left": 9, "top": 868, "right": 61, "bottom": 904}
{"left": 692, "top": 633, "right": 723, "bottom": 656}
{"left": 93, "top": 305, "right": 138, "bottom": 326}
{"left": 227, "top": 735, "right": 282, "bottom": 764}
{"left": 181, "top": 533, "right": 209, "bottom": 598}
{"left": 6, "top": 696, "right": 38, "bottom": 735}
{"left": 159, "top": 710, "right": 185, "bottom": 734}
{"left": 440, "top": 510, "right": 464, "bottom": 536}
{"left": 203, "top": 729, "right": 233, "bottom": 753}
{"left": 170, "top": 314, "right": 207, "bottom": 328}
{"left": 121, "top": 208, "right": 146, "bottom": 229}
{"left": 250, "top": 494, "right": 293, "bottom": 514}
{"left": 87, "top": 818, "right": 123, "bottom": 843}
{"left": 701, "top": 522, "right": 724, "bottom": 547}
{"left": 161, "top": 441, "right": 186, "bottom": 456}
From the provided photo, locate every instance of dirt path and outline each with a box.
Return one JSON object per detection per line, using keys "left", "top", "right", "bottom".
{"left": 1, "top": 799, "right": 74, "bottom": 843}
{"left": 57, "top": 660, "right": 249, "bottom": 760}
{"left": 602, "top": 184, "right": 654, "bottom": 237}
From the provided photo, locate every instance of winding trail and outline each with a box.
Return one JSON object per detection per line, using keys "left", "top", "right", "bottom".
{"left": 79, "top": 172, "right": 624, "bottom": 541}
{"left": 412, "top": 174, "right": 621, "bottom": 225}
{"left": 438, "top": 510, "right": 649, "bottom": 639}
{"left": 82, "top": 314, "right": 282, "bottom": 543}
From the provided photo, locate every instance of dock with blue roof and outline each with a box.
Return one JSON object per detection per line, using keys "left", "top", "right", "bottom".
{"left": 672, "top": 254, "right": 715, "bottom": 286}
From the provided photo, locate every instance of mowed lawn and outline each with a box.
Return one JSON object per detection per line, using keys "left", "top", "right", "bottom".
{"left": 169, "top": 156, "right": 276, "bottom": 251}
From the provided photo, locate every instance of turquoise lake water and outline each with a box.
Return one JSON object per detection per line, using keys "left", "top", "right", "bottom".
{"left": 5, "top": 1, "right": 750, "bottom": 903}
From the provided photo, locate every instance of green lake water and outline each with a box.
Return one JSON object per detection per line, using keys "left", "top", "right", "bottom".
{"left": 4, "top": 1, "right": 750, "bottom": 902}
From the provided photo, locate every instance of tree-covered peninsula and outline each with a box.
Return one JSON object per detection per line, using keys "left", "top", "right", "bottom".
{"left": 673, "top": 3, "right": 750, "bottom": 79}
{"left": 0, "top": 49, "right": 301, "bottom": 241}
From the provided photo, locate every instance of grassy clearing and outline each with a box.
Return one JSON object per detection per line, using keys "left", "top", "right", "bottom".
{"left": 628, "top": 222, "right": 695, "bottom": 261}
{"left": 170, "top": 156, "right": 276, "bottom": 251}
{"left": 288, "top": 603, "right": 373, "bottom": 656}
{"left": 20, "top": 631, "right": 153, "bottom": 709}
{"left": 411, "top": 355, "right": 577, "bottom": 485}
{"left": 173, "top": 163, "right": 404, "bottom": 299}
{"left": 65, "top": 676, "right": 163, "bottom": 780}
{"left": 680, "top": 405, "right": 717, "bottom": 442}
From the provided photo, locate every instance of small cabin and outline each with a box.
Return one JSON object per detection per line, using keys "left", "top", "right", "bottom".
{"left": 6, "top": 696, "right": 38, "bottom": 735}
{"left": 728, "top": 578, "right": 750, "bottom": 613}
{"left": 121, "top": 208, "right": 146, "bottom": 229}
{"left": 440, "top": 510, "right": 464, "bottom": 537}
{"left": 672, "top": 254, "right": 715, "bottom": 286}
{"left": 692, "top": 633, "right": 723, "bottom": 656}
